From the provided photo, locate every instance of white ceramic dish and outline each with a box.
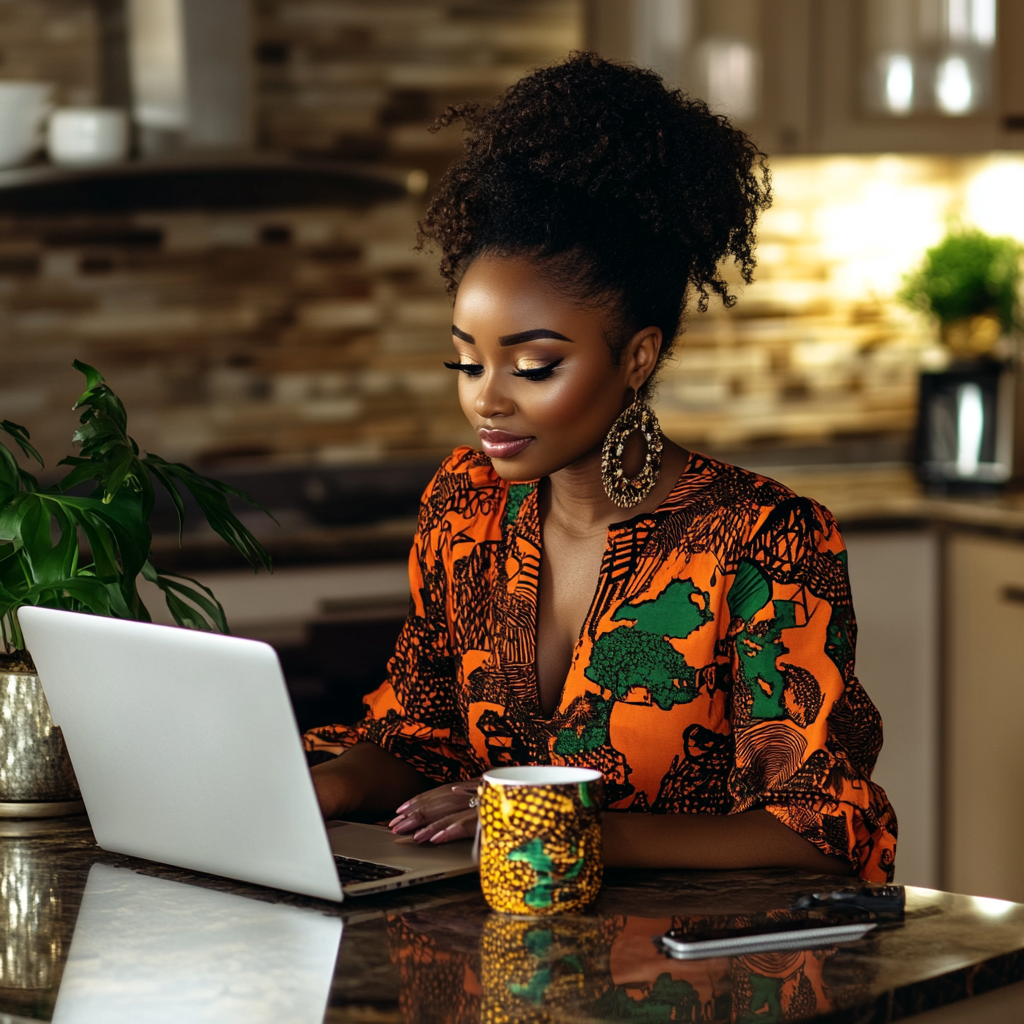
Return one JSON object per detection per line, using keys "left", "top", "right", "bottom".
{"left": 48, "top": 107, "right": 130, "bottom": 167}
{"left": 0, "top": 81, "right": 53, "bottom": 168}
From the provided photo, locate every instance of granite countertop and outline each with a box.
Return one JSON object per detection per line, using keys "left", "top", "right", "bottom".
{"left": 3, "top": 817, "right": 1024, "bottom": 1023}
{"left": 766, "top": 463, "right": 1024, "bottom": 535}
{"left": 149, "top": 462, "right": 1024, "bottom": 572}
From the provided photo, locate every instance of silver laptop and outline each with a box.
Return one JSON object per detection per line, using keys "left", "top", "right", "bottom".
{"left": 20, "top": 606, "right": 476, "bottom": 901}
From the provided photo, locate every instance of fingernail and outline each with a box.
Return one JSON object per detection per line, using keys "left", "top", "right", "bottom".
{"left": 414, "top": 827, "right": 432, "bottom": 842}
{"left": 389, "top": 815, "right": 405, "bottom": 828}
{"left": 395, "top": 801, "right": 411, "bottom": 813}
{"left": 430, "top": 828, "right": 450, "bottom": 844}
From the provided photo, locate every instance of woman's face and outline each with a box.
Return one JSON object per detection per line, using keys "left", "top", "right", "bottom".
{"left": 448, "top": 254, "right": 660, "bottom": 482}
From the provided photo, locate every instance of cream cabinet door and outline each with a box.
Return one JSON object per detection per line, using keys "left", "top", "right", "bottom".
{"left": 845, "top": 532, "right": 939, "bottom": 888}
{"left": 947, "top": 533, "right": 1024, "bottom": 902}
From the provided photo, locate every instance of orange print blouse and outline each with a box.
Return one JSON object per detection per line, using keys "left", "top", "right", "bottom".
{"left": 305, "top": 446, "right": 897, "bottom": 882}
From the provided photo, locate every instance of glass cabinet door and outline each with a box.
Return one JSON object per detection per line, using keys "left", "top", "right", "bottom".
{"left": 585, "top": 0, "right": 812, "bottom": 154}
{"left": 862, "top": 0, "right": 997, "bottom": 118}
{"left": 585, "top": 0, "right": 1024, "bottom": 152}
{"left": 817, "top": 0, "right": 1020, "bottom": 151}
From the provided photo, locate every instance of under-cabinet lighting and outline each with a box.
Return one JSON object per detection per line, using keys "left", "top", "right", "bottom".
{"left": 947, "top": 0, "right": 972, "bottom": 43}
{"left": 936, "top": 55, "right": 974, "bottom": 114}
{"left": 701, "top": 40, "right": 758, "bottom": 121}
{"left": 884, "top": 54, "right": 915, "bottom": 115}
{"left": 970, "top": 0, "right": 997, "bottom": 45}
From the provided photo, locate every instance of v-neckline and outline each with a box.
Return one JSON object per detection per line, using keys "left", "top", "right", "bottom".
{"left": 519, "top": 452, "right": 701, "bottom": 722}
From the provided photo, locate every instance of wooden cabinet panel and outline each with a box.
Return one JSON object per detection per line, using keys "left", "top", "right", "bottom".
{"left": 845, "top": 531, "right": 940, "bottom": 887}
{"left": 947, "top": 533, "right": 1024, "bottom": 901}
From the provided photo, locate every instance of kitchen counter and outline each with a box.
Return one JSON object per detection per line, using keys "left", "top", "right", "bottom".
{"left": 3, "top": 817, "right": 1024, "bottom": 1023}
{"left": 149, "top": 461, "right": 1024, "bottom": 572}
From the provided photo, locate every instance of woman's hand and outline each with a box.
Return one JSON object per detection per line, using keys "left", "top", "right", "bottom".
{"left": 389, "top": 779, "right": 481, "bottom": 844}
{"left": 309, "top": 742, "right": 434, "bottom": 821}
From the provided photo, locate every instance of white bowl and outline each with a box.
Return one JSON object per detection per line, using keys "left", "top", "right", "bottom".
{"left": 0, "top": 82, "right": 54, "bottom": 169}
{"left": 47, "top": 107, "right": 130, "bottom": 168}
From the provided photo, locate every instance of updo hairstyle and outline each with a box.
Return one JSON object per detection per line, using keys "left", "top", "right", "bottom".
{"left": 416, "top": 51, "right": 772, "bottom": 390}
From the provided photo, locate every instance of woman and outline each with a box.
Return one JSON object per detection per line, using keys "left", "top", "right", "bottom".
{"left": 307, "top": 53, "right": 897, "bottom": 882}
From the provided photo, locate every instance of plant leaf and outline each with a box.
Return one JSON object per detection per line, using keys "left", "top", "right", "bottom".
{"left": 144, "top": 460, "right": 187, "bottom": 544}
{"left": 71, "top": 359, "right": 104, "bottom": 392}
{"left": 147, "top": 565, "right": 231, "bottom": 633}
{"left": 0, "top": 420, "right": 44, "bottom": 468}
{"left": 143, "top": 455, "right": 273, "bottom": 572}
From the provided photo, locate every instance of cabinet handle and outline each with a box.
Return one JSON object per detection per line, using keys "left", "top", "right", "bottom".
{"left": 1002, "top": 586, "right": 1024, "bottom": 605}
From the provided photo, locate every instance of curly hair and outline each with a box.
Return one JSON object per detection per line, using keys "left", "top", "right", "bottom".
{"left": 416, "top": 51, "right": 771, "bottom": 385}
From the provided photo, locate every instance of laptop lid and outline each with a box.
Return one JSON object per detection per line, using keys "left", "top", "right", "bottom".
{"left": 52, "top": 863, "right": 342, "bottom": 1024}
{"left": 20, "top": 606, "right": 344, "bottom": 902}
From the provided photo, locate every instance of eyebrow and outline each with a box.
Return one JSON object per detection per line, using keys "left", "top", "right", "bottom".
{"left": 451, "top": 325, "right": 574, "bottom": 346}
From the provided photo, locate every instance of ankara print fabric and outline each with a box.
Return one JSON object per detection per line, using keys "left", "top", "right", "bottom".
{"left": 304, "top": 446, "right": 898, "bottom": 881}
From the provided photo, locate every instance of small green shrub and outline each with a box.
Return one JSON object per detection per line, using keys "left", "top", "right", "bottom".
{"left": 0, "top": 361, "right": 272, "bottom": 652}
{"left": 900, "top": 227, "right": 1023, "bottom": 330}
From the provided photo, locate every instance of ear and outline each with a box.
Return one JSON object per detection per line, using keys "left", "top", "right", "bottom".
{"left": 623, "top": 326, "right": 663, "bottom": 392}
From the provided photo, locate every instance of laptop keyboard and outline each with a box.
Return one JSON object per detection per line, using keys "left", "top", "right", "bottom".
{"left": 334, "top": 855, "right": 407, "bottom": 886}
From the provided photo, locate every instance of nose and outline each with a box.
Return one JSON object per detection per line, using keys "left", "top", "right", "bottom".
{"left": 472, "top": 368, "right": 515, "bottom": 419}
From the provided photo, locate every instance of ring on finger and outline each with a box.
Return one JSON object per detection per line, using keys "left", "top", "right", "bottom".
{"left": 467, "top": 795, "right": 479, "bottom": 809}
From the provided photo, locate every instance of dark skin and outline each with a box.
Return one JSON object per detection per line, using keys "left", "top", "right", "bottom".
{"left": 311, "top": 253, "right": 852, "bottom": 875}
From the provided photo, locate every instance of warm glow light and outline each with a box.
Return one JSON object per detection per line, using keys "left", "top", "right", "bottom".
{"left": 815, "top": 163, "right": 948, "bottom": 298}
{"left": 956, "top": 383, "right": 984, "bottom": 477}
{"left": 947, "top": 0, "right": 971, "bottom": 42}
{"left": 702, "top": 40, "right": 758, "bottom": 120}
{"left": 965, "top": 160, "right": 1024, "bottom": 241}
{"left": 971, "top": 895, "right": 1016, "bottom": 918}
{"left": 884, "top": 54, "right": 914, "bottom": 114}
{"left": 936, "top": 56, "right": 974, "bottom": 114}
{"left": 971, "top": 0, "right": 997, "bottom": 45}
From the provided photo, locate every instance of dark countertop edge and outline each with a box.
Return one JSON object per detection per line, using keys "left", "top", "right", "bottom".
{"left": 150, "top": 507, "right": 1024, "bottom": 571}
{"left": 824, "top": 951, "right": 1024, "bottom": 1024}
{"left": 148, "top": 518, "right": 418, "bottom": 571}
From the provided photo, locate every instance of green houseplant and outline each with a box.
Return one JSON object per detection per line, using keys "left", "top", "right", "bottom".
{"left": 900, "top": 227, "right": 1023, "bottom": 359}
{"left": 0, "top": 361, "right": 273, "bottom": 815}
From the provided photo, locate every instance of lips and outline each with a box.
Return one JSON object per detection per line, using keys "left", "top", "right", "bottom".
{"left": 478, "top": 428, "right": 534, "bottom": 459}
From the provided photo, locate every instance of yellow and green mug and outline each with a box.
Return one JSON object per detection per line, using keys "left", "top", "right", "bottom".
{"left": 478, "top": 766, "right": 604, "bottom": 916}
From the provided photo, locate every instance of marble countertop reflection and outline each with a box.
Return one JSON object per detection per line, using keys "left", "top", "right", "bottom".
{"left": 2, "top": 817, "right": 1024, "bottom": 1023}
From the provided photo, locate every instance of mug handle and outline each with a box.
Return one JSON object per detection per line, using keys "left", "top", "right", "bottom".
{"left": 471, "top": 785, "right": 483, "bottom": 864}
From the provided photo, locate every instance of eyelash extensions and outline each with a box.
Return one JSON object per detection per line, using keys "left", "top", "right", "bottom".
{"left": 442, "top": 358, "right": 563, "bottom": 381}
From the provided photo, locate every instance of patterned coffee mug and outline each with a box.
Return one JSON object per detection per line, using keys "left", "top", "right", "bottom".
{"left": 478, "top": 766, "right": 604, "bottom": 916}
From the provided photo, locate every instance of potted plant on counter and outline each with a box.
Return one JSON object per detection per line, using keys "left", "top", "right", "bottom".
{"left": 0, "top": 361, "right": 272, "bottom": 817}
{"left": 900, "top": 227, "right": 1023, "bottom": 359}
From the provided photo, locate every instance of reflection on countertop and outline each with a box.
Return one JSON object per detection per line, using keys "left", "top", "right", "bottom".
{"left": 50, "top": 864, "right": 341, "bottom": 1024}
{"left": 3, "top": 817, "right": 1024, "bottom": 1023}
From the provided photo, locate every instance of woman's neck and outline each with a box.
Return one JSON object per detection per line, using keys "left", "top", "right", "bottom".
{"left": 542, "top": 438, "right": 692, "bottom": 535}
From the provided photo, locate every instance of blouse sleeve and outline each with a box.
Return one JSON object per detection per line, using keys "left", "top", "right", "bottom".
{"left": 303, "top": 462, "right": 481, "bottom": 783}
{"left": 724, "top": 496, "right": 898, "bottom": 882}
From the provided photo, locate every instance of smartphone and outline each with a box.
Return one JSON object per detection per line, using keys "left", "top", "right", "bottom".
{"left": 658, "top": 912, "right": 877, "bottom": 960}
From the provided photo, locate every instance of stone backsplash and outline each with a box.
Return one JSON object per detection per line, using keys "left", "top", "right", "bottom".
{"left": 3, "top": 1, "right": 1023, "bottom": 471}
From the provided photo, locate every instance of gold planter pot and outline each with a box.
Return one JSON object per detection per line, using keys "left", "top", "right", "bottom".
{"left": 0, "top": 667, "right": 84, "bottom": 818}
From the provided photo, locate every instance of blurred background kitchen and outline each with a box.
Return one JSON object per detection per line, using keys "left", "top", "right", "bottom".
{"left": 3, "top": 0, "right": 1024, "bottom": 898}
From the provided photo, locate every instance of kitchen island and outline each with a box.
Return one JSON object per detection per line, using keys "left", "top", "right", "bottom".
{"left": 3, "top": 816, "right": 1024, "bottom": 1023}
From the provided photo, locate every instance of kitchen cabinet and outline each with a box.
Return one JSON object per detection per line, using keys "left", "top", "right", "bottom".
{"left": 585, "top": 0, "right": 1024, "bottom": 154}
{"left": 138, "top": 563, "right": 410, "bottom": 731}
{"left": 845, "top": 530, "right": 940, "bottom": 888}
{"left": 139, "top": 562, "right": 410, "bottom": 647}
{"left": 945, "top": 532, "right": 1024, "bottom": 903}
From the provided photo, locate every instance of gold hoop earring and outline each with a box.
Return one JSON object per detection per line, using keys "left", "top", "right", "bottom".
{"left": 600, "top": 391, "right": 664, "bottom": 509}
